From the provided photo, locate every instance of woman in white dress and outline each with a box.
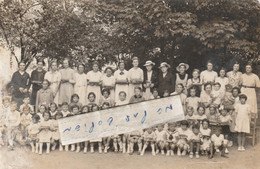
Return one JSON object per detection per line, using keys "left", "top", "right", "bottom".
{"left": 239, "top": 64, "right": 260, "bottom": 117}
{"left": 200, "top": 60, "right": 218, "bottom": 94}
{"left": 128, "top": 57, "right": 144, "bottom": 99}
{"left": 101, "top": 67, "right": 116, "bottom": 101}
{"left": 74, "top": 64, "right": 87, "bottom": 104}
{"left": 114, "top": 61, "right": 129, "bottom": 102}
{"left": 215, "top": 68, "right": 229, "bottom": 93}
{"left": 44, "top": 61, "right": 61, "bottom": 105}
{"left": 86, "top": 61, "right": 102, "bottom": 104}
{"left": 59, "top": 59, "right": 75, "bottom": 104}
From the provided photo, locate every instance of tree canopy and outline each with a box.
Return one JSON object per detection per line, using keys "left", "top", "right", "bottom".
{"left": 0, "top": 0, "right": 260, "bottom": 71}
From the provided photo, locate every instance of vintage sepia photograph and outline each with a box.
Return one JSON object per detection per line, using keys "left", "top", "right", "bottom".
{"left": 0, "top": 0, "right": 260, "bottom": 169}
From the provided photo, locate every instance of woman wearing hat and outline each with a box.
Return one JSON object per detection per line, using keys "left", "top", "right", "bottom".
{"left": 143, "top": 60, "right": 158, "bottom": 100}
{"left": 158, "top": 62, "right": 175, "bottom": 96}
{"left": 86, "top": 61, "right": 102, "bottom": 104}
{"left": 175, "top": 63, "right": 189, "bottom": 94}
{"left": 59, "top": 58, "right": 75, "bottom": 104}
{"left": 128, "top": 57, "right": 144, "bottom": 99}
{"left": 239, "top": 64, "right": 260, "bottom": 117}
{"left": 114, "top": 61, "right": 129, "bottom": 102}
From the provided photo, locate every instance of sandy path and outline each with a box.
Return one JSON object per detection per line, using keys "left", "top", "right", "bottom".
{"left": 1, "top": 144, "right": 260, "bottom": 169}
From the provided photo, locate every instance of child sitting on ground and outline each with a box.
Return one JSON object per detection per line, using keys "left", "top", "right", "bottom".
{"left": 128, "top": 129, "right": 143, "bottom": 155}
{"left": 211, "top": 127, "right": 228, "bottom": 158}
{"left": 177, "top": 120, "right": 192, "bottom": 156}
{"left": 166, "top": 123, "right": 179, "bottom": 156}
{"left": 189, "top": 124, "right": 202, "bottom": 159}
{"left": 141, "top": 128, "right": 156, "bottom": 156}
{"left": 155, "top": 124, "right": 167, "bottom": 155}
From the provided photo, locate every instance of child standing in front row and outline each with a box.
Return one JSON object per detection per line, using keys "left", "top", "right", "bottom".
{"left": 5, "top": 102, "right": 21, "bottom": 150}
{"left": 38, "top": 112, "right": 53, "bottom": 155}
{"left": 51, "top": 112, "right": 63, "bottom": 151}
{"left": 28, "top": 114, "right": 40, "bottom": 153}
{"left": 234, "top": 94, "right": 251, "bottom": 151}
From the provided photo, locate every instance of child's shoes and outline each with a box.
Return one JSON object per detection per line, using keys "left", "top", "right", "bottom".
{"left": 181, "top": 150, "right": 186, "bottom": 156}
{"left": 71, "top": 144, "right": 75, "bottom": 151}
{"left": 156, "top": 149, "right": 159, "bottom": 154}
{"left": 225, "top": 148, "right": 229, "bottom": 154}
{"left": 99, "top": 146, "right": 102, "bottom": 154}
{"left": 65, "top": 145, "right": 69, "bottom": 151}
{"left": 241, "top": 146, "right": 245, "bottom": 151}
{"left": 189, "top": 152, "right": 193, "bottom": 159}
{"left": 216, "top": 148, "right": 220, "bottom": 153}
{"left": 76, "top": 146, "right": 80, "bottom": 153}
{"left": 152, "top": 150, "right": 156, "bottom": 156}
{"left": 238, "top": 146, "right": 242, "bottom": 151}
{"left": 104, "top": 146, "right": 108, "bottom": 153}
{"left": 90, "top": 147, "right": 94, "bottom": 153}
{"left": 59, "top": 145, "right": 63, "bottom": 151}
{"left": 83, "top": 147, "right": 87, "bottom": 154}
{"left": 177, "top": 149, "right": 181, "bottom": 156}
{"left": 195, "top": 152, "right": 200, "bottom": 159}
{"left": 170, "top": 150, "right": 174, "bottom": 156}
{"left": 166, "top": 150, "right": 170, "bottom": 156}
{"left": 161, "top": 150, "right": 165, "bottom": 155}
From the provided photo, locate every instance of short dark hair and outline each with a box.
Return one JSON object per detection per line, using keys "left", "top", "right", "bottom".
{"left": 180, "top": 120, "right": 189, "bottom": 127}
{"left": 71, "top": 104, "right": 80, "bottom": 111}
{"left": 192, "top": 124, "right": 200, "bottom": 130}
{"left": 61, "top": 102, "right": 69, "bottom": 106}
{"left": 102, "top": 88, "right": 110, "bottom": 95}
{"left": 32, "top": 114, "right": 40, "bottom": 122}
{"left": 232, "top": 87, "right": 241, "bottom": 94}
{"left": 88, "top": 92, "right": 96, "bottom": 99}
{"left": 71, "top": 94, "right": 79, "bottom": 102}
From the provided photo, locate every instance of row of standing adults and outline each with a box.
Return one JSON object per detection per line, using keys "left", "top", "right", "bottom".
{"left": 10, "top": 58, "right": 260, "bottom": 116}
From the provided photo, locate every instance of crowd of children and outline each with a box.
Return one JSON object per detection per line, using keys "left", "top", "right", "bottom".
{"left": 0, "top": 58, "right": 259, "bottom": 159}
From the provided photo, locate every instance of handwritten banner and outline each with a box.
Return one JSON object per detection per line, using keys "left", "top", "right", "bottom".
{"left": 58, "top": 95, "right": 185, "bottom": 145}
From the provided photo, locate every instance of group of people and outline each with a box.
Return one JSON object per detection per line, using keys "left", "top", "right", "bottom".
{"left": 0, "top": 57, "right": 260, "bottom": 159}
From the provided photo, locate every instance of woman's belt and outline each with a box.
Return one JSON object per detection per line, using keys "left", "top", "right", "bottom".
{"left": 242, "top": 85, "right": 255, "bottom": 88}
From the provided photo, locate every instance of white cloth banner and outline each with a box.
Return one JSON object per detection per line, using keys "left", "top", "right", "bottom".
{"left": 58, "top": 95, "right": 185, "bottom": 145}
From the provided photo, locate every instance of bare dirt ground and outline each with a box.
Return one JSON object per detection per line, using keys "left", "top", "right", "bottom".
{"left": 1, "top": 141, "right": 260, "bottom": 169}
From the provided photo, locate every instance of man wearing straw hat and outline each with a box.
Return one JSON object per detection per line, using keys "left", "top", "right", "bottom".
{"left": 143, "top": 60, "right": 158, "bottom": 100}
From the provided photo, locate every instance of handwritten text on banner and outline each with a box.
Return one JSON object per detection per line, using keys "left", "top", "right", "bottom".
{"left": 58, "top": 95, "right": 185, "bottom": 145}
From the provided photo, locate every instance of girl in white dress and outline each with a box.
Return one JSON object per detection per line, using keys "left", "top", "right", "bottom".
{"left": 38, "top": 112, "right": 53, "bottom": 155}
{"left": 74, "top": 64, "right": 87, "bottom": 104}
{"left": 44, "top": 61, "right": 61, "bottom": 105}
{"left": 128, "top": 57, "right": 144, "bottom": 99}
{"left": 51, "top": 112, "right": 63, "bottom": 151}
{"left": 234, "top": 94, "right": 252, "bottom": 151}
{"left": 114, "top": 61, "right": 129, "bottom": 102}
{"left": 86, "top": 61, "right": 102, "bottom": 104}
{"left": 101, "top": 67, "right": 116, "bottom": 101}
